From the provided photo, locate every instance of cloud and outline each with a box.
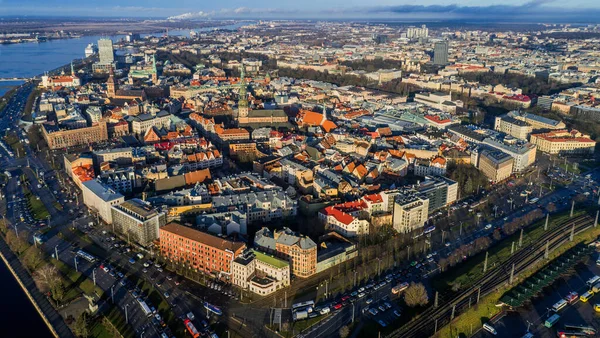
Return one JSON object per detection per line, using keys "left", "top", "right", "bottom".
{"left": 167, "top": 11, "right": 214, "bottom": 20}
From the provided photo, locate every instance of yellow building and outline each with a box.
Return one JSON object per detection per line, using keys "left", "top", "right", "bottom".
{"left": 530, "top": 130, "right": 596, "bottom": 155}
{"left": 478, "top": 149, "right": 514, "bottom": 183}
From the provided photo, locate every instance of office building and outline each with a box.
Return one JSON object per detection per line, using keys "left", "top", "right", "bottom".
{"left": 111, "top": 199, "right": 166, "bottom": 247}
{"left": 82, "top": 179, "right": 125, "bottom": 224}
{"left": 42, "top": 121, "right": 108, "bottom": 150}
{"left": 433, "top": 41, "right": 449, "bottom": 66}
{"left": 417, "top": 176, "right": 458, "bottom": 213}
{"left": 159, "top": 222, "right": 246, "bottom": 280}
{"left": 98, "top": 38, "right": 115, "bottom": 64}
{"left": 473, "top": 149, "right": 514, "bottom": 183}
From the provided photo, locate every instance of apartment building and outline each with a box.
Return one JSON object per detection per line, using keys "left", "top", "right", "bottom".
{"left": 392, "top": 193, "right": 429, "bottom": 233}
{"left": 254, "top": 227, "right": 317, "bottom": 278}
{"left": 111, "top": 198, "right": 166, "bottom": 247}
{"left": 130, "top": 111, "right": 171, "bottom": 135}
{"left": 494, "top": 114, "right": 532, "bottom": 140}
{"left": 94, "top": 147, "right": 133, "bottom": 165}
{"left": 159, "top": 222, "right": 246, "bottom": 280}
{"left": 530, "top": 130, "right": 596, "bottom": 155}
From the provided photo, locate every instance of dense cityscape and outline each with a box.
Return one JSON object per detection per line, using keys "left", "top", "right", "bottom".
{"left": 2, "top": 16, "right": 600, "bottom": 338}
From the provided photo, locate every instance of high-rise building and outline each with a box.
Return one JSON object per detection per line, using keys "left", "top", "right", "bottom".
{"left": 406, "top": 25, "right": 429, "bottom": 39}
{"left": 98, "top": 38, "right": 115, "bottom": 64}
{"left": 433, "top": 41, "right": 449, "bottom": 65}
{"left": 111, "top": 199, "right": 166, "bottom": 247}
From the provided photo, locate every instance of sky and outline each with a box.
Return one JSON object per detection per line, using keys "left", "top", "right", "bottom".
{"left": 1, "top": 0, "right": 600, "bottom": 22}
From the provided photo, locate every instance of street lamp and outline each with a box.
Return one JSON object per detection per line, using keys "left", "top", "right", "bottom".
{"left": 125, "top": 304, "right": 129, "bottom": 324}
{"left": 111, "top": 285, "right": 115, "bottom": 303}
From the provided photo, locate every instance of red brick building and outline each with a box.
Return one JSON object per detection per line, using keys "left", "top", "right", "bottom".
{"left": 159, "top": 223, "right": 246, "bottom": 280}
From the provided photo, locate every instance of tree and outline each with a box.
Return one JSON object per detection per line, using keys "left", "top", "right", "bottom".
{"left": 5, "top": 230, "right": 29, "bottom": 255}
{"left": 404, "top": 282, "right": 429, "bottom": 307}
{"left": 74, "top": 312, "right": 90, "bottom": 338}
{"left": 339, "top": 326, "right": 350, "bottom": 338}
{"left": 33, "top": 264, "right": 62, "bottom": 293}
{"left": 23, "top": 246, "right": 45, "bottom": 271}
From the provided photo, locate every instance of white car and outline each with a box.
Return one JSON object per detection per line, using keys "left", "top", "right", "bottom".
{"left": 482, "top": 323, "right": 497, "bottom": 335}
{"left": 484, "top": 224, "right": 492, "bottom": 230}
{"left": 319, "top": 307, "right": 330, "bottom": 315}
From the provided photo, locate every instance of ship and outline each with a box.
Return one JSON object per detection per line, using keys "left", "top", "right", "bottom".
{"left": 84, "top": 43, "right": 98, "bottom": 58}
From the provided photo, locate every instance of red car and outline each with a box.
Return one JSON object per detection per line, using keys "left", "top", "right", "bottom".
{"left": 341, "top": 296, "right": 350, "bottom": 302}
{"left": 565, "top": 292, "right": 578, "bottom": 304}
{"left": 333, "top": 303, "right": 343, "bottom": 310}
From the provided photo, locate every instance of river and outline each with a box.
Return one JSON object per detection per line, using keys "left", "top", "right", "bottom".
{"left": 0, "top": 21, "right": 250, "bottom": 96}
{"left": 0, "top": 20, "right": 249, "bottom": 336}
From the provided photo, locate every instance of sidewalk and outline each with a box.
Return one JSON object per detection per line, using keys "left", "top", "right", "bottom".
{"left": 0, "top": 235, "right": 75, "bottom": 338}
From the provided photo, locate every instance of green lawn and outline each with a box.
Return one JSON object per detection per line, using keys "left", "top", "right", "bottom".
{"left": 90, "top": 319, "right": 115, "bottom": 338}
{"left": 106, "top": 307, "right": 136, "bottom": 338}
{"left": 433, "top": 210, "right": 584, "bottom": 293}
{"left": 22, "top": 184, "right": 50, "bottom": 220}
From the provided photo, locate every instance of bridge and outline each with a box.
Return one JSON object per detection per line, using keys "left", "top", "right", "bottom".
{"left": 0, "top": 77, "right": 32, "bottom": 82}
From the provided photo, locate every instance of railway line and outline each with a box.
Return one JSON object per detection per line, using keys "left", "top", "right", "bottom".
{"left": 388, "top": 213, "right": 596, "bottom": 338}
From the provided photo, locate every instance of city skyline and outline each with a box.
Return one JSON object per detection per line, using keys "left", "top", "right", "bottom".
{"left": 2, "top": 0, "right": 600, "bottom": 22}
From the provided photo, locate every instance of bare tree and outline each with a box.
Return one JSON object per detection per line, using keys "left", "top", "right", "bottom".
{"left": 339, "top": 326, "right": 350, "bottom": 338}
{"left": 33, "top": 264, "right": 62, "bottom": 293}
{"left": 6, "top": 231, "right": 29, "bottom": 255}
{"left": 23, "top": 246, "right": 45, "bottom": 271}
{"left": 404, "top": 282, "right": 429, "bottom": 307}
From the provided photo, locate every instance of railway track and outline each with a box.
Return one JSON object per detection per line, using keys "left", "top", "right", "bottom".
{"left": 388, "top": 213, "right": 595, "bottom": 338}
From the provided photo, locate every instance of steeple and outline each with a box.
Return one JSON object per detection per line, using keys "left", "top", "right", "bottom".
{"left": 106, "top": 66, "right": 117, "bottom": 98}
{"left": 237, "top": 63, "right": 249, "bottom": 120}
{"left": 71, "top": 61, "right": 75, "bottom": 76}
{"left": 151, "top": 54, "right": 158, "bottom": 85}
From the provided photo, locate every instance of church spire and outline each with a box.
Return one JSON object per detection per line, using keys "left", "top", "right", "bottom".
{"left": 237, "top": 63, "right": 249, "bottom": 120}
{"left": 71, "top": 61, "right": 75, "bottom": 76}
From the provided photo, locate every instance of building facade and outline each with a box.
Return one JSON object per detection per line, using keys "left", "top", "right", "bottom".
{"left": 254, "top": 227, "right": 317, "bottom": 278}
{"left": 111, "top": 199, "right": 166, "bottom": 247}
{"left": 159, "top": 222, "right": 246, "bottom": 280}
{"left": 81, "top": 179, "right": 125, "bottom": 224}
{"left": 42, "top": 121, "right": 108, "bottom": 150}
{"left": 392, "top": 194, "right": 429, "bottom": 233}
{"left": 530, "top": 130, "right": 596, "bottom": 155}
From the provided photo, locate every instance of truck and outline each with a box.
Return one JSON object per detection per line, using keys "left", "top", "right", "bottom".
{"left": 592, "top": 282, "right": 600, "bottom": 294}
{"left": 293, "top": 310, "right": 309, "bottom": 321}
{"left": 138, "top": 300, "right": 152, "bottom": 318}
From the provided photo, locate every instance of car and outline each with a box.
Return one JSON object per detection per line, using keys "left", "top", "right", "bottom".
{"left": 320, "top": 307, "right": 330, "bottom": 315}
{"left": 384, "top": 302, "right": 392, "bottom": 309}
{"left": 156, "top": 280, "right": 163, "bottom": 287}
{"left": 445, "top": 242, "right": 451, "bottom": 247}
{"left": 164, "top": 292, "right": 170, "bottom": 298}
{"left": 358, "top": 287, "right": 365, "bottom": 293}
{"left": 142, "top": 268, "right": 148, "bottom": 273}
{"left": 174, "top": 279, "right": 181, "bottom": 286}
{"left": 378, "top": 305, "right": 386, "bottom": 312}
{"left": 157, "top": 267, "right": 164, "bottom": 273}
{"left": 102, "top": 266, "right": 110, "bottom": 273}
{"left": 119, "top": 279, "right": 128, "bottom": 286}
{"left": 154, "top": 263, "right": 161, "bottom": 268}
{"left": 341, "top": 295, "right": 351, "bottom": 302}
{"left": 333, "top": 303, "right": 343, "bottom": 310}
{"left": 393, "top": 310, "right": 401, "bottom": 317}
{"left": 358, "top": 292, "right": 366, "bottom": 298}
{"left": 484, "top": 224, "right": 492, "bottom": 230}
{"left": 377, "top": 320, "right": 387, "bottom": 327}
{"left": 128, "top": 257, "right": 136, "bottom": 264}
{"left": 143, "top": 261, "right": 150, "bottom": 268}
{"left": 350, "top": 291, "right": 358, "bottom": 297}
{"left": 366, "top": 298, "right": 373, "bottom": 304}
{"left": 427, "top": 257, "right": 435, "bottom": 263}
{"left": 117, "top": 271, "right": 124, "bottom": 278}
{"left": 594, "top": 304, "right": 600, "bottom": 312}
{"left": 482, "top": 323, "right": 497, "bottom": 335}
{"left": 369, "top": 308, "right": 379, "bottom": 316}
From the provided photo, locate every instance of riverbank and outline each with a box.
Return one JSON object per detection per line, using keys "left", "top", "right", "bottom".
{"left": 0, "top": 234, "right": 73, "bottom": 338}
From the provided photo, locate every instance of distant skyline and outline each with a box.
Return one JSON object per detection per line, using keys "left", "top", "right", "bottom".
{"left": 2, "top": 0, "right": 600, "bottom": 22}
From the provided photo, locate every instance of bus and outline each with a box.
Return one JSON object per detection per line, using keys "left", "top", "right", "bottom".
{"left": 392, "top": 282, "right": 409, "bottom": 294}
{"left": 423, "top": 226, "right": 436, "bottom": 235}
{"left": 203, "top": 302, "right": 222, "bottom": 316}
{"left": 528, "top": 197, "right": 539, "bottom": 205}
{"left": 586, "top": 275, "right": 600, "bottom": 286}
{"left": 137, "top": 299, "right": 152, "bottom": 317}
{"left": 184, "top": 319, "right": 200, "bottom": 338}
{"left": 552, "top": 299, "right": 568, "bottom": 312}
{"left": 292, "top": 300, "right": 315, "bottom": 313}
{"left": 75, "top": 249, "right": 97, "bottom": 263}
{"left": 545, "top": 314, "right": 560, "bottom": 328}
{"left": 580, "top": 291, "right": 594, "bottom": 302}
